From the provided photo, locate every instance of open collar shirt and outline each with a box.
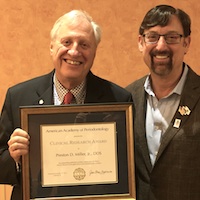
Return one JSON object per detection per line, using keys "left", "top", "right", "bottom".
{"left": 144, "top": 64, "right": 188, "bottom": 165}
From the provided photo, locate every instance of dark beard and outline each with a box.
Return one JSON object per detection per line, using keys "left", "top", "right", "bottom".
{"left": 150, "top": 50, "right": 173, "bottom": 76}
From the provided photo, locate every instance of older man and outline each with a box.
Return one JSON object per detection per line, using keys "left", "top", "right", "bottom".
{"left": 0, "top": 10, "right": 132, "bottom": 200}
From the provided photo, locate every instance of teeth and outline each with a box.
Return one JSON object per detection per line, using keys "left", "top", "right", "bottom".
{"left": 66, "top": 60, "right": 81, "bottom": 65}
{"left": 155, "top": 55, "right": 168, "bottom": 59}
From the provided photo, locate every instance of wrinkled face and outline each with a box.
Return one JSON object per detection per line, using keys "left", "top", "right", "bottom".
{"left": 138, "top": 15, "right": 190, "bottom": 78}
{"left": 50, "top": 18, "right": 97, "bottom": 88}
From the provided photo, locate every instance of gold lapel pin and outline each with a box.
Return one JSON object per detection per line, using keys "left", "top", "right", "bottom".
{"left": 178, "top": 106, "right": 191, "bottom": 116}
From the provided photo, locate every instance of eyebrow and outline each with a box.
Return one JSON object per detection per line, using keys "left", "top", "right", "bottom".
{"left": 146, "top": 31, "right": 182, "bottom": 34}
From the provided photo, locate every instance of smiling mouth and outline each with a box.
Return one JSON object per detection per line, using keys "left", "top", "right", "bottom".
{"left": 63, "top": 59, "right": 83, "bottom": 65}
{"left": 155, "top": 55, "right": 169, "bottom": 59}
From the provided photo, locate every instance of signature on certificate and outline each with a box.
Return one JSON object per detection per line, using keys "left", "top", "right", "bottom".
{"left": 89, "top": 170, "right": 112, "bottom": 176}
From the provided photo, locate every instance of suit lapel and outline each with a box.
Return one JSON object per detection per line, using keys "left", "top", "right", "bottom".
{"left": 32, "top": 71, "right": 54, "bottom": 105}
{"left": 155, "top": 67, "right": 200, "bottom": 163}
{"left": 84, "top": 72, "right": 107, "bottom": 103}
{"left": 134, "top": 78, "right": 153, "bottom": 171}
{"left": 137, "top": 94, "right": 153, "bottom": 171}
{"left": 33, "top": 85, "right": 53, "bottom": 105}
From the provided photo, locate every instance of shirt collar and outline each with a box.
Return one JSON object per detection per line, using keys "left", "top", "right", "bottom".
{"left": 144, "top": 64, "right": 188, "bottom": 97}
{"left": 53, "top": 74, "right": 86, "bottom": 104}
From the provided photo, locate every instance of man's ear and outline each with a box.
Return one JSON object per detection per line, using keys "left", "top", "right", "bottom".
{"left": 183, "top": 36, "right": 191, "bottom": 54}
{"left": 138, "top": 35, "right": 144, "bottom": 52}
{"left": 50, "top": 42, "right": 53, "bottom": 55}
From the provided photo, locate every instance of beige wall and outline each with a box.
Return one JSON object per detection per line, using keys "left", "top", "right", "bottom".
{"left": 1, "top": 0, "right": 200, "bottom": 199}
{"left": 0, "top": 185, "right": 12, "bottom": 200}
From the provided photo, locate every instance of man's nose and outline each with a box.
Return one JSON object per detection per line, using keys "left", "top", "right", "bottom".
{"left": 67, "top": 43, "right": 81, "bottom": 56}
{"left": 156, "top": 36, "right": 168, "bottom": 49}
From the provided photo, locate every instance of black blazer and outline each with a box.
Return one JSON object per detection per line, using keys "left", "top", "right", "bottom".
{"left": 0, "top": 70, "right": 132, "bottom": 200}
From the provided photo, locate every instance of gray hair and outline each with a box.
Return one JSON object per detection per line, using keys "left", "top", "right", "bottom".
{"left": 50, "top": 10, "right": 101, "bottom": 46}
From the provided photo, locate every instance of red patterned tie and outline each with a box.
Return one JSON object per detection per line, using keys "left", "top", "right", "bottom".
{"left": 63, "top": 92, "right": 73, "bottom": 104}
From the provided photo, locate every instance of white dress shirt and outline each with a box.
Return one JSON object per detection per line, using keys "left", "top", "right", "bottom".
{"left": 144, "top": 65, "right": 188, "bottom": 165}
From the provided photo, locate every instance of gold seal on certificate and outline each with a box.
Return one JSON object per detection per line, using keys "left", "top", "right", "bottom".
{"left": 73, "top": 168, "right": 86, "bottom": 180}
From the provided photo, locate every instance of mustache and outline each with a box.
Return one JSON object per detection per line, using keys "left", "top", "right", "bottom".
{"left": 150, "top": 50, "right": 172, "bottom": 57}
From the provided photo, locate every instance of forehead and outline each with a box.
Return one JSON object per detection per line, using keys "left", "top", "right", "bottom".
{"left": 56, "top": 17, "right": 95, "bottom": 41}
{"left": 146, "top": 15, "right": 184, "bottom": 34}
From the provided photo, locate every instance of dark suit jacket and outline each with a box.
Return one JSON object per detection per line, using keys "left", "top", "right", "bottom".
{"left": 0, "top": 70, "right": 132, "bottom": 200}
{"left": 126, "top": 66, "right": 200, "bottom": 200}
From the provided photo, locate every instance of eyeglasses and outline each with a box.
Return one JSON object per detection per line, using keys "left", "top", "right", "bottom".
{"left": 142, "top": 33, "right": 183, "bottom": 44}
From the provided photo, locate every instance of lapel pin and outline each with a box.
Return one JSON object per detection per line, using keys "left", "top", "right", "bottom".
{"left": 178, "top": 106, "right": 191, "bottom": 116}
{"left": 39, "top": 99, "right": 44, "bottom": 105}
{"left": 173, "top": 119, "right": 181, "bottom": 128}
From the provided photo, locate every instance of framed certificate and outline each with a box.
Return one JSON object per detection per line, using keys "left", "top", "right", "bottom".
{"left": 21, "top": 103, "right": 135, "bottom": 200}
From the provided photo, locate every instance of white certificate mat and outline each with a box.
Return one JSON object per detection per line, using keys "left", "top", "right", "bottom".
{"left": 40, "top": 122, "right": 118, "bottom": 187}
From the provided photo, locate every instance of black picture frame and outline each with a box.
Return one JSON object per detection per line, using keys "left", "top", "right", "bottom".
{"left": 21, "top": 103, "right": 135, "bottom": 200}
